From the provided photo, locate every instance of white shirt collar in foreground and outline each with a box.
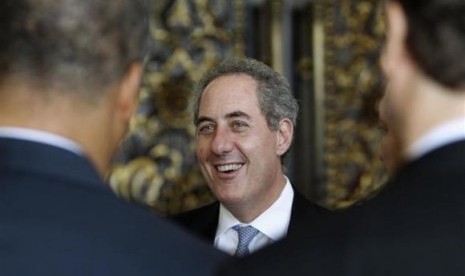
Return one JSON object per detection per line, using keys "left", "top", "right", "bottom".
{"left": 407, "top": 116, "right": 465, "bottom": 160}
{"left": 0, "top": 127, "right": 84, "bottom": 156}
{"left": 215, "top": 177, "right": 294, "bottom": 242}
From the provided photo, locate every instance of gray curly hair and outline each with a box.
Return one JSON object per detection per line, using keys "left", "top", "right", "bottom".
{"left": 194, "top": 58, "right": 299, "bottom": 131}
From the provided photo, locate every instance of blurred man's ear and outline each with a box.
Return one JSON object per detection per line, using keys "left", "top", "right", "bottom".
{"left": 276, "top": 118, "right": 293, "bottom": 156}
{"left": 381, "top": 1, "right": 409, "bottom": 78}
{"left": 117, "top": 62, "right": 143, "bottom": 122}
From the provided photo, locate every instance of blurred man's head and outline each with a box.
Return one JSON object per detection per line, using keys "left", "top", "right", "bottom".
{"left": 381, "top": 0, "right": 465, "bottom": 158}
{"left": 0, "top": 0, "right": 148, "bottom": 98}
{"left": 387, "top": 0, "right": 465, "bottom": 90}
{"left": 0, "top": 0, "right": 149, "bottom": 175}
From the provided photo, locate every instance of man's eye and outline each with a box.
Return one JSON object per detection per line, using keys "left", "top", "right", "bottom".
{"left": 232, "top": 121, "right": 248, "bottom": 130}
{"left": 198, "top": 124, "right": 215, "bottom": 135}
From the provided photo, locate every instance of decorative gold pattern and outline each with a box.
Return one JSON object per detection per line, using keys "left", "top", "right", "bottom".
{"left": 318, "top": 0, "right": 387, "bottom": 209}
{"left": 109, "top": 0, "right": 245, "bottom": 215}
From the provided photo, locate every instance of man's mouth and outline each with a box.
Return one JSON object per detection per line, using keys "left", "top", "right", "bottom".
{"left": 216, "top": 163, "right": 243, "bottom": 173}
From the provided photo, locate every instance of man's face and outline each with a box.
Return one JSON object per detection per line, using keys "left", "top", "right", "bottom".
{"left": 196, "top": 74, "right": 285, "bottom": 209}
{"left": 380, "top": 1, "right": 415, "bottom": 149}
{"left": 379, "top": 87, "right": 404, "bottom": 174}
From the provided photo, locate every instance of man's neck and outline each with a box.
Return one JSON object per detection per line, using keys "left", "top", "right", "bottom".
{"left": 0, "top": 127, "right": 84, "bottom": 156}
{"left": 406, "top": 116, "right": 465, "bottom": 160}
{"left": 0, "top": 108, "right": 114, "bottom": 179}
{"left": 402, "top": 80, "right": 465, "bottom": 157}
{"left": 225, "top": 175, "right": 287, "bottom": 223}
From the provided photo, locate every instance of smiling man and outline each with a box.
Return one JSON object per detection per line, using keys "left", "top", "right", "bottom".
{"left": 173, "top": 58, "right": 330, "bottom": 257}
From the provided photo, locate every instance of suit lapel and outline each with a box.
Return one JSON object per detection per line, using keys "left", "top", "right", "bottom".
{"left": 287, "top": 189, "right": 332, "bottom": 237}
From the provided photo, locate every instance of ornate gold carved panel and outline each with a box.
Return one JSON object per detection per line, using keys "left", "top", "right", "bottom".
{"left": 315, "top": 0, "right": 387, "bottom": 209}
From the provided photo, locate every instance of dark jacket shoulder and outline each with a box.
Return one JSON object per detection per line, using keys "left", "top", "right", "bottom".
{"left": 171, "top": 201, "right": 220, "bottom": 242}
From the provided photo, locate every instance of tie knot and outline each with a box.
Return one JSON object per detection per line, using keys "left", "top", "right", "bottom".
{"left": 232, "top": 225, "right": 259, "bottom": 257}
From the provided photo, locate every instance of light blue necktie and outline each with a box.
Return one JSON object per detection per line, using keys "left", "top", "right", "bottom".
{"left": 232, "top": 225, "right": 260, "bottom": 257}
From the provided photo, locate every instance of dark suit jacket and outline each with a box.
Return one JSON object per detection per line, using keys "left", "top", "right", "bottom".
{"left": 219, "top": 140, "right": 465, "bottom": 276}
{"left": 172, "top": 187, "right": 332, "bottom": 244}
{"left": 0, "top": 138, "right": 227, "bottom": 276}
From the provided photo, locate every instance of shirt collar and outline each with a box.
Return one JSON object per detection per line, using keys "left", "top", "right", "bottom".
{"left": 215, "top": 176, "right": 294, "bottom": 241}
{"left": 407, "top": 116, "right": 465, "bottom": 160}
{"left": 0, "top": 127, "right": 84, "bottom": 156}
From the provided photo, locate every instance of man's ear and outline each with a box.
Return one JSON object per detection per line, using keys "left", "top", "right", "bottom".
{"left": 276, "top": 118, "right": 293, "bottom": 156}
{"left": 381, "top": 1, "right": 409, "bottom": 78}
{"left": 117, "top": 62, "right": 143, "bottom": 122}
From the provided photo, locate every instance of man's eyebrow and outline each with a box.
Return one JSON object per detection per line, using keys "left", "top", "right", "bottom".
{"left": 225, "top": 111, "right": 251, "bottom": 120}
{"left": 196, "top": 111, "right": 251, "bottom": 126}
{"left": 196, "top": 116, "right": 213, "bottom": 126}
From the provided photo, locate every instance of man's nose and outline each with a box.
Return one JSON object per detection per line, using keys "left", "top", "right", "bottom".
{"left": 210, "top": 127, "right": 234, "bottom": 155}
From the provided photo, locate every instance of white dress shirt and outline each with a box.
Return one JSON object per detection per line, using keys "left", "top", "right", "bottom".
{"left": 214, "top": 177, "right": 294, "bottom": 255}
{"left": 0, "top": 127, "right": 84, "bottom": 156}
{"left": 407, "top": 116, "right": 465, "bottom": 160}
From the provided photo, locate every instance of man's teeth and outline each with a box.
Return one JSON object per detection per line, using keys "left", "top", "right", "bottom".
{"left": 217, "top": 164, "right": 243, "bottom": 172}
